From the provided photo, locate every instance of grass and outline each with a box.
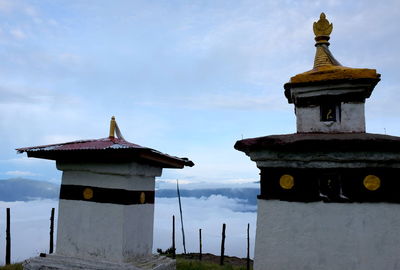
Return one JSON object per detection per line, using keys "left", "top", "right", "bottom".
{"left": 177, "top": 258, "right": 250, "bottom": 270}
{"left": 0, "top": 264, "right": 23, "bottom": 270}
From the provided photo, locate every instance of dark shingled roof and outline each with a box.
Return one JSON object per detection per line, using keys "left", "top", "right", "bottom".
{"left": 17, "top": 137, "right": 194, "bottom": 169}
{"left": 234, "top": 133, "right": 400, "bottom": 153}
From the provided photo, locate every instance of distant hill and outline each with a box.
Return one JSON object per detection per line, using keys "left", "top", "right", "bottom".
{"left": 156, "top": 188, "right": 259, "bottom": 206}
{"left": 0, "top": 178, "right": 59, "bottom": 201}
{"left": 0, "top": 179, "right": 259, "bottom": 207}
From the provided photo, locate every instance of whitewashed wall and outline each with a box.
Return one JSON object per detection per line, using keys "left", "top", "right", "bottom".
{"left": 254, "top": 199, "right": 400, "bottom": 270}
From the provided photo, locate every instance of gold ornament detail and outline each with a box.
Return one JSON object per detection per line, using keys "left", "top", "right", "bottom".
{"left": 363, "top": 175, "right": 381, "bottom": 191}
{"left": 140, "top": 192, "right": 146, "bottom": 204}
{"left": 83, "top": 188, "right": 94, "bottom": 200}
{"left": 313, "top": 13, "right": 333, "bottom": 37}
{"left": 280, "top": 174, "right": 294, "bottom": 189}
{"left": 109, "top": 116, "right": 116, "bottom": 138}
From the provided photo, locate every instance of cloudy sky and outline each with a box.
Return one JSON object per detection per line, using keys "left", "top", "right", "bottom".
{"left": 1, "top": 0, "right": 400, "bottom": 185}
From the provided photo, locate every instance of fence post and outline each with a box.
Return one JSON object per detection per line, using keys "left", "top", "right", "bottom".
{"left": 220, "top": 223, "right": 226, "bottom": 266}
{"left": 172, "top": 215, "right": 176, "bottom": 259}
{"left": 176, "top": 180, "right": 186, "bottom": 254}
{"left": 247, "top": 223, "right": 250, "bottom": 270}
{"left": 199, "top": 229, "right": 202, "bottom": 261}
{"left": 50, "top": 208, "right": 55, "bottom": 254}
{"left": 6, "top": 208, "right": 11, "bottom": 265}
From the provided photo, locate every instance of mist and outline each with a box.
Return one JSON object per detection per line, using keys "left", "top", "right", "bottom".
{"left": 0, "top": 196, "right": 256, "bottom": 264}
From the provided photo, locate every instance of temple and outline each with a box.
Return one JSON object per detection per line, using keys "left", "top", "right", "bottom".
{"left": 235, "top": 13, "right": 400, "bottom": 270}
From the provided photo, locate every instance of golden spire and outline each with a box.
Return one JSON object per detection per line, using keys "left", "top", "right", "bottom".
{"left": 109, "top": 116, "right": 116, "bottom": 138}
{"left": 287, "top": 13, "right": 380, "bottom": 85}
{"left": 313, "top": 12, "right": 333, "bottom": 45}
{"left": 312, "top": 13, "right": 341, "bottom": 69}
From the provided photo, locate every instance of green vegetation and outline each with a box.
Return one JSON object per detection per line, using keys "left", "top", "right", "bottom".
{"left": 177, "top": 259, "right": 249, "bottom": 270}
{"left": 0, "top": 264, "right": 23, "bottom": 270}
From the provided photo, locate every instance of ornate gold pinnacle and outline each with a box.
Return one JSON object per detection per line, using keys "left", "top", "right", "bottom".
{"left": 313, "top": 13, "right": 333, "bottom": 45}
{"left": 109, "top": 116, "right": 116, "bottom": 138}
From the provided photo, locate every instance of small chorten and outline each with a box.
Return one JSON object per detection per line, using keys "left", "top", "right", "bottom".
{"left": 235, "top": 13, "right": 400, "bottom": 270}
{"left": 18, "top": 117, "right": 193, "bottom": 270}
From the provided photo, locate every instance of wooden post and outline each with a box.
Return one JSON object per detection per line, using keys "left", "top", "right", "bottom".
{"left": 199, "top": 229, "right": 202, "bottom": 261}
{"left": 50, "top": 208, "right": 55, "bottom": 254}
{"left": 6, "top": 208, "right": 11, "bottom": 265}
{"left": 247, "top": 223, "right": 250, "bottom": 270}
{"left": 220, "top": 223, "right": 226, "bottom": 266}
{"left": 172, "top": 215, "right": 176, "bottom": 259}
{"left": 176, "top": 180, "right": 187, "bottom": 254}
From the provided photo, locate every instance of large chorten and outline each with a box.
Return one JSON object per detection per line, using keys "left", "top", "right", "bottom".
{"left": 235, "top": 13, "right": 400, "bottom": 270}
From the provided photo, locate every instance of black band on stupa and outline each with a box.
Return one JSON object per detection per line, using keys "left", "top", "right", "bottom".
{"left": 258, "top": 168, "right": 400, "bottom": 203}
{"left": 60, "top": 185, "right": 155, "bottom": 205}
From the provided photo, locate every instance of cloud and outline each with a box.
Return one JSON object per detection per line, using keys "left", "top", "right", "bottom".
{"left": 0, "top": 0, "right": 13, "bottom": 12}
{"left": 136, "top": 93, "right": 286, "bottom": 111}
{"left": 57, "top": 53, "right": 81, "bottom": 66}
{"left": 159, "top": 179, "right": 192, "bottom": 186}
{"left": 162, "top": 150, "right": 260, "bottom": 184}
{"left": 5, "top": 170, "right": 38, "bottom": 177}
{"left": 0, "top": 85, "right": 53, "bottom": 105}
{"left": 157, "top": 178, "right": 258, "bottom": 190}
{"left": 198, "top": 94, "right": 286, "bottom": 111}
{"left": 0, "top": 196, "right": 257, "bottom": 264}
{"left": 0, "top": 200, "right": 58, "bottom": 264}
{"left": 23, "top": 5, "right": 38, "bottom": 17}
{"left": 0, "top": 0, "right": 399, "bottom": 202}
{"left": 0, "top": 0, "right": 40, "bottom": 19}
{"left": 154, "top": 196, "right": 256, "bottom": 257}
{"left": 0, "top": 83, "right": 85, "bottom": 147}
{"left": 0, "top": 157, "right": 59, "bottom": 183}
{"left": 9, "top": 28, "right": 26, "bottom": 39}
{"left": 41, "top": 135, "right": 80, "bottom": 145}
{"left": 0, "top": 156, "right": 50, "bottom": 166}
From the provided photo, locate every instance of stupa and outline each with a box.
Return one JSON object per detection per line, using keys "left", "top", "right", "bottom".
{"left": 18, "top": 117, "right": 193, "bottom": 270}
{"left": 235, "top": 13, "right": 400, "bottom": 270}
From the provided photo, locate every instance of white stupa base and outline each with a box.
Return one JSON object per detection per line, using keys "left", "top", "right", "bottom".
{"left": 254, "top": 199, "right": 400, "bottom": 270}
{"left": 23, "top": 254, "right": 175, "bottom": 270}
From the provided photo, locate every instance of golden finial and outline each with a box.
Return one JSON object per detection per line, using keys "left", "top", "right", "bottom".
{"left": 313, "top": 13, "right": 333, "bottom": 45}
{"left": 109, "top": 116, "right": 116, "bottom": 138}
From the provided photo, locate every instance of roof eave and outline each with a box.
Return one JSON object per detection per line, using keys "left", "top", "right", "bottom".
{"left": 21, "top": 148, "right": 194, "bottom": 169}
{"left": 235, "top": 133, "right": 400, "bottom": 153}
{"left": 284, "top": 77, "right": 381, "bottom": 104}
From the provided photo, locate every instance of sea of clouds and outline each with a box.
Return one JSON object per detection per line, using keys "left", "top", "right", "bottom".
{"left": 0, "top": 196, "right": 256, "bottom": 264}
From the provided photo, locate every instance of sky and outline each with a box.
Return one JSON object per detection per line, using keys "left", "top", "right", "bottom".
{"left": 0, "top": 198, "right": 257, "bottom": 263}
{"left": 1, "top": 0, "right": 400, "bottom": 185}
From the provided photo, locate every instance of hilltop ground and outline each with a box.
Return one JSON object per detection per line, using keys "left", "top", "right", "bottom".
{"left": 0, "top": 254, "right": 253, "bottom": 270}
{"left": 178, "top": 253, "right": 252, "bottom": 268}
